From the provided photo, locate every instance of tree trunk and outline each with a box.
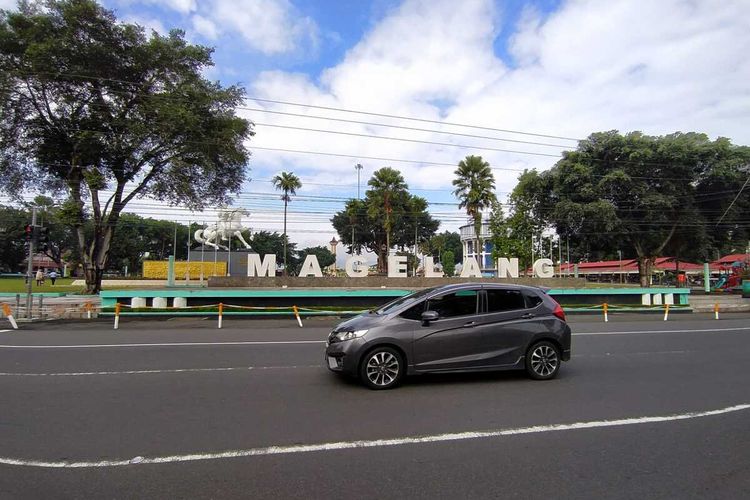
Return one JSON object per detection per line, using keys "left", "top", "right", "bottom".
{"left": 83, "top": 266, "right": 104, "bottom": 294}
{"left": 637, "top": 256, "right": 653, "bottom": 288}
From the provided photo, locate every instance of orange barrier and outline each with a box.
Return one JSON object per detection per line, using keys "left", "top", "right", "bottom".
{"left": 114, "top": 303, "right": 121, "bottom": 330}
{"left": 2, "top": 303, "right": 18, "bottom": 330}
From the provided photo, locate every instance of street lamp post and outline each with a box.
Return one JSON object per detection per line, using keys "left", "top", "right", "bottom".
{"left": 355, "top": 164, "right": 363, "bottom": 199}
{"left": 352, "top": 164, "right": 363, "bottom": 255}
{"left": 617, "top": 250, "right": 623, "bottom": 284}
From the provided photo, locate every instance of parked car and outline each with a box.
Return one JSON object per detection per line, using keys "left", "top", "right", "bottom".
{"left": 325, "top": 283, "right": 571, "bottom": 389}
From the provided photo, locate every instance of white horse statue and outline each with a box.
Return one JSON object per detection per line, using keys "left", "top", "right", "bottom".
{"left": 194, "top": 208, "right": 253, "bottom": 251}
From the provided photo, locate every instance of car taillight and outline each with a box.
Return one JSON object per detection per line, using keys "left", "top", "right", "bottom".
{"left": 553, "top": 303, "right": 566, "bottom": 322}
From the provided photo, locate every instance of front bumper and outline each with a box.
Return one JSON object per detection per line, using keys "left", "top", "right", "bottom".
{"left": 325, "top": 337, "right": 367, "bottom": 376}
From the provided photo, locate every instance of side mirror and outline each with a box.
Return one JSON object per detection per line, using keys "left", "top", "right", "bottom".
{"left": 421, "top": 310, "right": 439, "bottom": 325}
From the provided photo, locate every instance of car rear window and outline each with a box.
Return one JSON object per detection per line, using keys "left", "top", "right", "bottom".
{"left": 485, "top": 289, "right": 525, "bottom": 312}
{"left": 524, "top": 291, "right": 543, "bottom": 309}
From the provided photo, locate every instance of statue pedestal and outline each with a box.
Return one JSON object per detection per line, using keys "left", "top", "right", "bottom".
{"left": 188, "top": 248, "right": 256, "bottom": 277}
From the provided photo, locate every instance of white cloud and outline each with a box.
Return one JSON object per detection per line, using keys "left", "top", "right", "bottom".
{"left": 242, "top": 0, "right": 750, "bottom": 248}
{"left": 114, "top": 0, "right": 317, "bottom": 54}
{"left": 0, "top": 0, "right": 17, "bottom": 10}
{"left": 191, "top": 14, "right": 218, "bottom": 39}
{"left": 197, "top": 0, "right": 318, "bottom": 54}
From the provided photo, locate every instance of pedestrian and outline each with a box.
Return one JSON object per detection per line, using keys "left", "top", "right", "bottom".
{"left": 49, "top": 270, "right": 58, "bottom": 286}
{"left": 35, "top": 269, "right": 44, "bottom": 286}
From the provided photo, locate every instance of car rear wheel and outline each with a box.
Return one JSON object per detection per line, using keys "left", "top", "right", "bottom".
{"left": 360, "top": 347, "right": 404, "bottom": 390}
{"left": 525, "top": 341, "right": 560, "bottom": 380}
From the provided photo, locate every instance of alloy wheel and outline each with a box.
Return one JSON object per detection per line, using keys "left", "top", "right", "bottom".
{"left": 365, "top": 351, "right": 400, "bottom": 387}
{"left": 530, "top": 344, "right": 559, "bottom": 377}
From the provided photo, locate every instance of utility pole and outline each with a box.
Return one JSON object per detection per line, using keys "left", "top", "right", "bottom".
{"left": 25, "top": 207, "right": 36, "bottom": 318}
{"left": 173, "top": 220, "right": 178, "bottom": 258}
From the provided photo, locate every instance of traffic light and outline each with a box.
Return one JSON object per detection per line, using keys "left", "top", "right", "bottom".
{"left": 31, "top": 226, "right": 50, "bottom": 252}
{"left": 25, "top": 225, "right": 32, "bottom": 241}
{"left": 38, "top": 226, "right": 49, "bottom": 252}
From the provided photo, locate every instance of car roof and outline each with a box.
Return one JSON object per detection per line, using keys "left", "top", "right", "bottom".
{"left": 428, "top": 282, "right": 545, "bottom": 293}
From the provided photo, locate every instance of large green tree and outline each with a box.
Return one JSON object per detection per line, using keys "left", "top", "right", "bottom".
{"left": 271, "top": 171, "right": 301, "bottom": 275}
{"left": 452, "top": 155, "right": 497, "bottom": 265}
{"left": 366, "top": 167, "right": 409, "bottom": 260}
{"left": 523, "top": 131, "right": 750, "bottom": 286}
{"left": 250, "top": 230, "right": 298, "bottom": 273}
{"left": 331, "top": 168, "right": 439, "bottom": 272}
{"left": 0, "top": 204, "right": 29, "bottom": 271}
{"left": 0, "top": 0, "right": 252, "bottom": 292}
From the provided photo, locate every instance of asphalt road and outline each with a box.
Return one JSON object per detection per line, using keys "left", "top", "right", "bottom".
{"left": 1, "top": 313, "right": 750, "bottom": 499}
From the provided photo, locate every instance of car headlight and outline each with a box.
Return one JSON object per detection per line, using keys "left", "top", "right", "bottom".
{"left": 334, "top": 329, "right": 368, "bottom": 342}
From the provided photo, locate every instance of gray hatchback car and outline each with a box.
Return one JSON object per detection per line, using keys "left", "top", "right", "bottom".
{"left": 325, "top": 283, "right": 571, "bottom": 389}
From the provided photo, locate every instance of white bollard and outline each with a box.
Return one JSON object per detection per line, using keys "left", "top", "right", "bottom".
{"left": 173, "top": 297, "right": 187, "bottom": 308}
{"left": 293, "top": 305, "right": 303, "bottom": 328}
{"left": 663, "top": 303, "right": 670, "bottom": 321}
{"left": 218, "top": 303, "right": 223, "bottom": 329}
{"left": 152, "top": 297, "right": 167, "bottom": 309}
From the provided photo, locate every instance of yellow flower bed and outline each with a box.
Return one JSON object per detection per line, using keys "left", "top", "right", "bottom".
{"left": 143, "top": 261, "right": 227, "bottom": 279}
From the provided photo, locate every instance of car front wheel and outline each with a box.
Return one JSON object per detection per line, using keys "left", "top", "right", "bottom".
{"left": 525, "top": 341, "right": 561, "bottom": 380}
{"left": 360, "top": 347, "right": 404, "bottom": 390}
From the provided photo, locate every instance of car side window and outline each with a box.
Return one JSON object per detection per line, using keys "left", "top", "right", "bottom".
{"left": 399, "top": 301, "right": 425, "bottom": 321}
{"left": 524, "top": 292, "right": 543, "bottom": 309}
{"left": 485, "top": 289, "right": 525, "bottom": 312}
{"left": 426, "top": 290, "right": 478, "bottom": 318}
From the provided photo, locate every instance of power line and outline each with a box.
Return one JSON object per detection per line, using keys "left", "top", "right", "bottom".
{"left": 245, "top": 96, "right": 583, "bottom": 142}
{"left": 254, "top": 122, "right": 563, "bottom": 158}
{"left": 1, "top": 70, "right": 584, "bottom": 142}
{"left": 242, "top": 107, "right": 571, "bottom": 148}
{"left": 715, "top": 175, "right": 750, "bottom": 226}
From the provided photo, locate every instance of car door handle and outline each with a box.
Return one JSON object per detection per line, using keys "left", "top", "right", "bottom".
{"left": 463, "top": 321, "right": 476, "bottom": 327}
{"left": 520, "top": 313, "right": 535, "bottom": 319}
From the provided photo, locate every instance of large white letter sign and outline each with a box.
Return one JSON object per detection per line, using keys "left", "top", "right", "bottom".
{"left": 387, "top": 255, "right": 408, "bottom": 278}
{"left": 423, "top": 256, "right": 444, "bottom": 278}
{"left": 460, "top": 257, "right": 482, "bottom": 278}
{"left": 345, "top": 257, "right": 368, "bottom": 277}
{"left": 532, "top": 258, "right": 554, "bottom": 278}
{"left": 247, "top": 254, "right": 276, "bottom": 277}
{"left": 497, "top": 258, "right": 519, "bottom": 279}
{"left": 298, "top": 254, "right": 323, "bottom": 277}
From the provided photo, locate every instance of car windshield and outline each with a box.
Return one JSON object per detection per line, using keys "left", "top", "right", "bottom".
{"left": 374, "top": 288, "right": 435, "bottom": 315}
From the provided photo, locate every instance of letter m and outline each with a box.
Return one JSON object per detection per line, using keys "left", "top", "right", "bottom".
{"left": 247, "top": 254, "right": 276, "bottom": 277}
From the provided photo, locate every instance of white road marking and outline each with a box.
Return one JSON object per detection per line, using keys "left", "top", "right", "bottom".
{"left": 1, "top": 403, "right": 747, "bottom": 468}
{"left": 0, "top": 340, "right": 326, "bottom": 349}
{"left": 573, "top": 326, "right": 750, "bottom": 336}
{"left": 0, "top": 330, "right": 9, "bottom": 333}
{"left": 0, "top": 365, "right": 320, "bottom": 376}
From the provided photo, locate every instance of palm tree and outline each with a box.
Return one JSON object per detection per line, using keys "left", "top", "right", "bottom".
{"left": 366, "top": 167, "right": 408, "bottom": 271}
{"left": 452, "top": 155, "right": 497, "bottom": 268}
{"left": 272, "top": 171, "right": 302, "bottom": 275}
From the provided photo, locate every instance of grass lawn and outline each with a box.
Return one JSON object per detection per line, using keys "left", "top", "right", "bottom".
{"left": 0, "top": 277, "right": 84, "bottom": 294}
